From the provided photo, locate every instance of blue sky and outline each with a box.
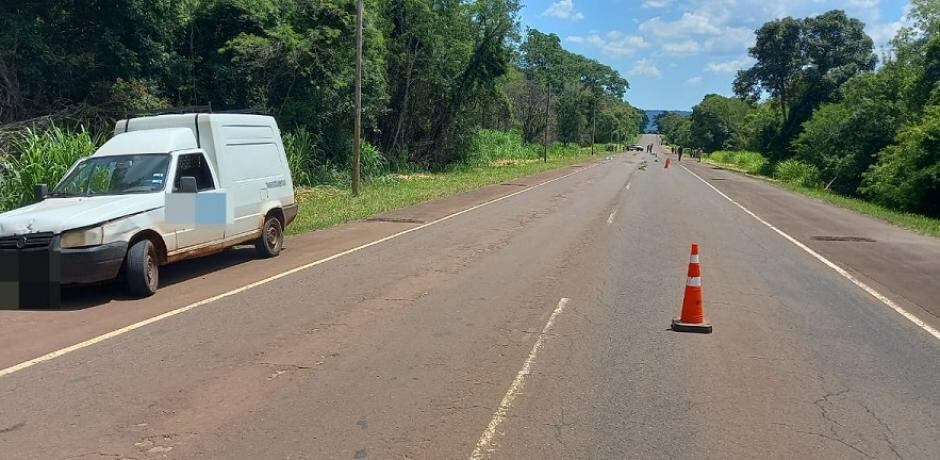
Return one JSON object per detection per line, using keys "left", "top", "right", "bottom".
{"left": 520, "top": 0, "right": 910, "bottom": 110}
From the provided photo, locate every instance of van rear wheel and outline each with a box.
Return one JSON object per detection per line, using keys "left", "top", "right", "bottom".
{"left": 126, "top": 240, "right": 158, "bottom": 297}
{"left": 256, "top": 215, "right": 283, "bottom": 258}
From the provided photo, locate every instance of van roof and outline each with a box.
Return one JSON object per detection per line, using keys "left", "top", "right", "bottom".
{"left": 114, "top": 113, "right": 278, "bottom": 138}
{"left": 95, "top": 128, "right": 197, "bottom": 157}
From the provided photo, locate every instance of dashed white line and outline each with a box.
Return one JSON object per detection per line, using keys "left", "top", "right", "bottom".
{"left": 607, "top": 210, "right": 617, "bottom": 225}
{"left": 0, "top": 163, "right": 602, "bottom": 379}
{"left": 681, "top": 164, "right": 940, "bottom": 342}
{"left": 469, "top": 298, "right": 570, "bottom": 460}
{"left": 625, "top": 182, "right": 632, "bottom": 191}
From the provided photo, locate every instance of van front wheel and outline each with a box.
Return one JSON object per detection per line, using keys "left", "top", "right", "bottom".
{"left": 256, "top": 215, "right": 283, "bottom": 258}
{"left": 126, "top": 240, "right": 159, "bottom": 297}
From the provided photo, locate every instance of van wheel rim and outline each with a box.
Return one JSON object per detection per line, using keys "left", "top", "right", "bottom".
{"left": 146, "top": 252, "right": 157, "bottom": 289}
{"left": 266, "top": 223, "right": 281, "bottom": 250}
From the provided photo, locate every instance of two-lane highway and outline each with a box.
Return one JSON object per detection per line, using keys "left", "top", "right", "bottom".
{"left": 1, "top": 135, "right": 938, "bottom": 459}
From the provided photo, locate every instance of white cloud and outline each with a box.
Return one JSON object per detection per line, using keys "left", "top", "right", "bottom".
{"left": 566, "top": 33, "right": 650, "bottom": 57}
{"left": 629, "top": 59, "right": 663, "bottom": 78}
{"left": 705, "top": 56, "right": 756, "bottom": 73}
{"left": 662, "top": 39, "right": 703, "bottom": 56}
{"left": 639, "top": 12, "right": 723, "bottom": 38}
{"left": 544, "top": 0, "right": 584, "bottom": 20}
{"left": 685, "top": 76, "right": 703, "bottom": 86}
{"left": 867, "top": 20, "right": 902, "bottom": 50}
{"left": 643, "top": 0, "right": 671, "bottom": 8}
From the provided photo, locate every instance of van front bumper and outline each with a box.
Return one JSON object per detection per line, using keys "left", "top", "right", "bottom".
{"left": 60, "top": 241, "right": 128, "bottom": 284}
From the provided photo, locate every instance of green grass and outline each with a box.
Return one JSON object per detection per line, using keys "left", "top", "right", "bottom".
{"left": 705, "top": 158, "right": 940, "bottom": 239}
{"left": 706, "top": 150, "right": 767, "bottom": 175}
{"left": 287, "top": 148, "right": 597, "bottom": 235}
{"left": 779, "top": 183, "right": 940, "bottom": 238}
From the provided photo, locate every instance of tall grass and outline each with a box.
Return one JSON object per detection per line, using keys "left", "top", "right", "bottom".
{"left": 774, "top": 159, "right": 822, "bottom": 188}
{"left": 461, "top": 129, "right": 583, "bottom": 167}
{"left": 0, "top": 125, "right": 99, "bottom": 212}
{"left": 463, "top": 129, "right": 540, "bottom": 164}
{"left": 283, "top": 129, "right": 387, "bottom": 186}
{"left": 707, "top": 150, "right": 768, "bottom": 175}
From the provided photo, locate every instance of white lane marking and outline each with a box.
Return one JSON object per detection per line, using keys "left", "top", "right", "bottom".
{"left": 607, "top": 210, "right": 617, "bottom": 225}
{"left": 682, "top": 165, "right": 940, "bottom": 342}
{"left": 625, "top": 182, "right": 632, "bottom": 191}
{"left": 0, "top": 165, "right": 602, "bottom": 380}
{"left": 469, "top": 298, "right": 570, "bottom": 460}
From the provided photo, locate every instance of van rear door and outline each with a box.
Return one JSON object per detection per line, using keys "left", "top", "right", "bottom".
{"left": 219, "top": 134, "right": 286, "bottom": 238}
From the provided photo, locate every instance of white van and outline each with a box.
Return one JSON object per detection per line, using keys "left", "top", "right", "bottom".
{"left": 0, "top": 113, "right": 297, "bottom": 297}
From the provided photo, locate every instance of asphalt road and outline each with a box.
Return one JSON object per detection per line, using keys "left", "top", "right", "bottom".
{"left": 1, "top": 135, "right": 939, "bottom": 459}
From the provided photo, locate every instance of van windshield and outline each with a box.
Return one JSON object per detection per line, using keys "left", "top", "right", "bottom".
{"left": 52, "top": 154, "right": 171, "bottom": 197}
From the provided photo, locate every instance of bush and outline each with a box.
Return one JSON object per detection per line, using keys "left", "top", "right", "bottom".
{"left": 774, "top": 159, "right": 823, "bottom": 188}
{"left": 0, "top": 125, "right": 100, "bottom": 212}
{"left": 360, "top": 140, "right": 387, "bottom": 180}
{"left": 707, "top": 150, "right": 768, "bottom": 175}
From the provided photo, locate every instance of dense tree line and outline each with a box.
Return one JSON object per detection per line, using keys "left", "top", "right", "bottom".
{"left": 659, "top": 4, "right": 940, "bottom": 218}
{"left": 0, "top": 0, "right": 643, "bottom": 171}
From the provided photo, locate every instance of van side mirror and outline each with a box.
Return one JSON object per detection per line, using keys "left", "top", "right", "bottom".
{"left": 179, "top": 176, "right": 198, "bottom": 194}
{"left": 34, "top": 184, "right": 48, "bottom": 201}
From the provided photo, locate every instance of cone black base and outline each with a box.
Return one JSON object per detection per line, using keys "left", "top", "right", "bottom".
{"left": 671, "top": 318, "right": 713, "bottom": 334}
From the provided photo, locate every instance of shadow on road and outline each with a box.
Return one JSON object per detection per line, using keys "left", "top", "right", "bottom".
{"left": 45, "top": 246, "right": 260, "bottom": 311}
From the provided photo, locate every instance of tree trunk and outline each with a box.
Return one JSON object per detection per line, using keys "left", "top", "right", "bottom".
{"left": 391, "top": 44, "right": 417, "bottom": 156}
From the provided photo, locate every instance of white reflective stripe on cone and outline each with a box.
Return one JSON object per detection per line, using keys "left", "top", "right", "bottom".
{"left": 686, "top": 277, "right": 702, "bottom": 287}
{"left": 689, "top": 255, "right": 700, "bottom": 263}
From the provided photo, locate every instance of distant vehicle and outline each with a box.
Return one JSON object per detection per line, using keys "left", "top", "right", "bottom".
{"left": 0, "top": 113, "right": 297, "bottom": 297}
{"left": 628, "top": 145, "right": 645, "bottom": 151}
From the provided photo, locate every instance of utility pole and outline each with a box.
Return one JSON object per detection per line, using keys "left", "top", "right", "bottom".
{"left": 352, "top": 0, "right": 363, "bottom": 196}
{"left": 543, "top": 87, "right": 550, "bottom": 162}
{"left": 591, "top": 102, "right": 596, "bottom": 155}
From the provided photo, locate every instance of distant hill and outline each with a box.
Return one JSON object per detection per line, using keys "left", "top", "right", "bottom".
{"left": 643, "top": 110, "right": 691, "bottom": 133}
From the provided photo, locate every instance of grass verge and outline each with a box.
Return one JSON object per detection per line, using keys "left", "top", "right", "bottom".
{"left": 287, "top": 149, "right": 598, "bottom": 235}
{"left": 705, "top": 159, "right": 940, "bottom": 239}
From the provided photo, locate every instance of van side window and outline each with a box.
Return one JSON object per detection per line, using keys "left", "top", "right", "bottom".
{"left": 174, "top": 153, "right": 215, "bottom": 192}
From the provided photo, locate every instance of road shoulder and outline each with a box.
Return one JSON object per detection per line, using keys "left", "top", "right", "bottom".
{"left": 682, "top": 160, "right": 940, "bottom": 333}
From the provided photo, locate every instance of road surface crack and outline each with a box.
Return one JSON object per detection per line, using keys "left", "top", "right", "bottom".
{"left": 772, "top": 422, "right": 874, "bottom": 459}
{"left": 813, "top": 388, "right": 850, "bottom": 435}
{"left": 855, "top": 400, "right": 903, "bottom": 460}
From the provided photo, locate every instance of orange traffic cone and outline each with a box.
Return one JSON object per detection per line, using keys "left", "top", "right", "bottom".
{"left": 665, "top": 158, "right": 671, "bottom": 168}
{"left": 671, "top": 243, "right": 712, "bottom": 333}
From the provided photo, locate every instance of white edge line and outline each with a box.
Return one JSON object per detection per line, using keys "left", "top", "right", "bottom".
{"left": 0, "top": 164, "right": 601, "bottom": 379}
{"left": 469, "top": 297, "right": 570, "bottom": 460}
{"left": 607, "top": 210, "right": 617, "bottom": 225}
{"left": 625, "top": 182, "right": 632, "bottom": 191}
{"left": 681, "top": 164, "right": 940, "bottom": 342}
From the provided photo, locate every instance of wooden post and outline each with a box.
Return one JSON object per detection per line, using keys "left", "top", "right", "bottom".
{"left": 352, "top": 0, "right": 363, "bottom": 196}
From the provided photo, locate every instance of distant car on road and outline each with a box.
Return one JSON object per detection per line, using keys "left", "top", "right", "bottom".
{"left": 628, "top": 145, "right": 644, "bottom": 152}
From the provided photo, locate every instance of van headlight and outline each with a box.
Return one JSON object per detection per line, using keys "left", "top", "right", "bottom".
{"left": 61, "top": 226, "right": 104, "bottom": 249}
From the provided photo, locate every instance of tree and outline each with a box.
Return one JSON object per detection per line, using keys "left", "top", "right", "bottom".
{"left": 861, "top": 103, "right": 940, "bottom": 217}
{"left": 572, "top": 56, "right": 627, "bottom": 154}
{"left": 733, "top": 16, "right": 803, "bottom": 122}
{"left": 519, "top": 29, "right": 564, "bottom": 158}
{"left": 792, "top": 64, "right": 909, "bottom": 194}
{"left": 734, "top": 10, "right": 876, "bottom": 159}
{"left": 689, "top": 94, "right": 753, "bottom": 152}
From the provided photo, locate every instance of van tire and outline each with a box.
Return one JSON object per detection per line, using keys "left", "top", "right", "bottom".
{"left": 126, "top": 240, "right": 159, "bottom": 297}
{"left": 256, "top": 215, "right": 283, "bottom": 258}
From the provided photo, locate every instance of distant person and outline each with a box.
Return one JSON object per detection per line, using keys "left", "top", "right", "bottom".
{"left": 677, "top": 146, "right": 684, "bottom": 161}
